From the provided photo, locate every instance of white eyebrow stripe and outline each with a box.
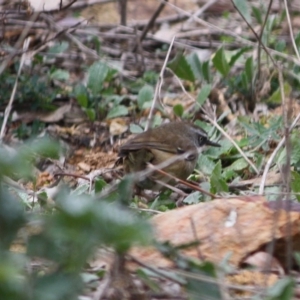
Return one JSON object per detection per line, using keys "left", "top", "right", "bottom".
{"left": 189, "top": 126, "right": 207, "bottom": 137}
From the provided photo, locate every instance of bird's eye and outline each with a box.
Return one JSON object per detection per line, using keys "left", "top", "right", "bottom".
{"left": 198, "top": 136, "right": 205, "bottom": 145}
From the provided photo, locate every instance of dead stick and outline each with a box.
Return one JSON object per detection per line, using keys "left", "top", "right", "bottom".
{"left": 132, "top": 0, "right": 169, "bottom": 52}
{"left": 148, "top": 163, "right": 219, "bottom": 199}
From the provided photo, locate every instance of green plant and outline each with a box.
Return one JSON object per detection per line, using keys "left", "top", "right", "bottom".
{"left": 0, "top": 138, "right": 152, "bottom": 300}
{"left": 73, "top": 61, "right": 126, "bottom": 121}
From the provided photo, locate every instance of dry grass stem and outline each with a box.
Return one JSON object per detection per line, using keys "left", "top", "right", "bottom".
{"left": 145, "top": 35, "right": 176, "bottom": 131}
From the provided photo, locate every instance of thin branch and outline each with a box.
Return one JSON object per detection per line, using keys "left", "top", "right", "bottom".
{"left": 163, "top": 0, "right": 300, "bottom": 67}
{"left": 40, "top": 13, "right": 100, "bottom": 59}
{"left": 0, "top": 38, "right": 31, "bottom": 141}
{"left": 256, "top": 0, "right": 273, "bottom": 81}
{"left": 132, "top": 0, "right": 168, "bottom": 52}
{"left": 0, "top": 11, "right": 40, "bottom": 76}
{"left": 190, "top": 217, "right": 204, "bottom": 260}
{"left": 186, "top": 0, "right": 218, "bottom": 24}
{"left": 148, "top": 164, "right": 218, "bottom": 199}
{"left": 283, "top": 0, "right": 300, "bottom": 60}
{"left": 145, "top": 35, "right": 176, "bottom": 131}
{"left": 230, "top": 0, "right": 276, "bottom": 67}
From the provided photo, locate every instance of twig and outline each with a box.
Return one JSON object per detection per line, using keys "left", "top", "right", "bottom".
{"left": 190, "top": 217, "right": 204, "bottom": 260}
{"left": 185, "top": 0, "right": 218, "bottom": 24}
{"left": 71, "top": 0, "right": 117, "bottom": 9}
{"left": 131, "top": 207, "right": 162, "bottom": 214}
{"left": 54, "top": 172, "right": 90, "bottom": 181}
{"left": 230, "top": 0, "right": 276, "bottom": 67}
{"left": 132, "top": 0, "right": 168, "bottom": 52}
{"left": 119, "top": 0, "right": 127, "bottom": 26}
{"left": 0, "top": 37, "right": 30, "bottom": 141}
{"left": 100, "top": 150, "right": 208, "bottom": 199}
{"left": 58, "top": 0, "right": 78, "bottom": 11}
{"left": 39, "top": 13, "right": 100, "bottom": 59}
{"left": 283, "top": 0, "right": 300, "bottom": 60}
{"left": 148, "top": 164, "right": 218, "bottom": 199}
{"left": 127, "top": 255, "right": 183, "bottom": 285}
{"left": 255, "top": 0, "right": 273, "bottom": 81}
{"left": 144, "top": 34, "right": 175, "bottom": 131}
{"left": 0, "top": 11, "right": 40, "bottom": 76}
{"left": 174, "top": 269, "right": 267, "bottom": 294}
{"left": 279, "top": 67, "right": 293, "bottom": 272}
{"left": 163, "top": 0, "right": 300, "bottom": 68}
{"left": 154, "top": 179, "right": 187, "bottom": 196}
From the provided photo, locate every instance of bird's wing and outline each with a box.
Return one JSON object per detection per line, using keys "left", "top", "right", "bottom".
{"left": 119, "top": 141, "right": 178, "bottom": 155}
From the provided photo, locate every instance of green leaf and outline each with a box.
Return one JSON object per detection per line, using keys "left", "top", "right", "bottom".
{"left": 186, "top": 261, "right": 222, "bottom": 300}
{"left": 202, "top": 60, "right": 211, "bottom": 82}
{"left": 294, "top": 252, "right": 300, "bottom": 268}
{"left": 266, "top": 277, "right": 294, "bottom": 300}
{"left": 27, "top": 138, "right": 60, "bottom": 159}
{"left": 95, "top": 178, "right": 107, "bottom": 193}
{"left": 0, "top": 138, "right": 59, "bottom": 180}
{"left": 210, "top": 161, "right": 228, "bottom": 194}
{"left": 244, "top": 56, "right": 254, "bottom": 83}
{"left": 136, "top": 269, "right": 160, "bottom": 292}
{"left": 224, "top": 158, "right": 248, "bottom": 172}
{"left": 167, "top": 52, "right": 195, "bottom": 82}
{"left": 204, "top": 139, "right": 233, "bottom": 159}
{"left": 232, "top": 0, "right": 251, "bottom": 24}
{"left": 71, "top": 183, "right": 89, "bottom": 196}
{"left": 173, "top": 104, "right": 184, "bottom": 117}
{"left": 137, "top": 85, "right": 154, "bottom": 110}
{"left": 275, "top": 40, "right": 286, "bottom": 52}
{"left": 50, "top": 69, "right": 69, "bottom": 81}
{"left": 263, "top": 186, "right": 282, "bottom": 201}
{"left": 276, "top": 132, "right": 300, "bottom": 166}
{"left": 91, "top": 36, "right": 102, "bottom": 54}
{"left": 130, "top": 123, "right": 144, "bottom": 133}
{"left": 106, "top": 105, "right": 128, "bottom": 119}
{"left": 266, "top": 82, "right": 292, "bottom": 105}
{"left": 183, "top": 192, "right": 201, "bottom": 204}
{"left": 0, "top": 187, "right": 26, "bottom": 249}
{"left": 186, "top": 52, "right": 202, "bottom": 81}
{"left": 117, "top": 176, "right": 135, "bottom": 205}
{"left": 212, "top": 47, "right": 230, "bottom": 77}
{"left": 291, "top": 171, "right": 300, "bottom": 201}
{"left": 196, "top": 84, "right": 211, "bottom": 106}
{"left": 241, "top": 72, "right": 248, "bottom": 89}
{"left": 87, "top": 61, "right": 109, "bottom": 95}
{"left": 252, "top": 6, "right": 263, "bottom": 24}
{"left": 74, "top": 84, "right": 88, "bottom": 108}
{"left": 229, "top": 46, "right": 251, "bottom": 67}
{"left": 197, "top": 155, "right": 216, "bottom": 175}
{"left": 47, "top": 41, "right": 69, "bottom": 54}
{"left": 222, "top": 169, "right": 236, "bottom": 181}
{"left": 84, "top": 108, "right": 96, "bottom": 121}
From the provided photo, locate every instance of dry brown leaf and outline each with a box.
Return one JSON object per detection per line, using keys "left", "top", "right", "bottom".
{"left": 108, "top": 118, "right": 128, "bottom": 136}
{"left": 78, "top": 162, "right": 91, "bottom": 172}
{"left": 12, "top": 104, "right": 86, "bottom": 124}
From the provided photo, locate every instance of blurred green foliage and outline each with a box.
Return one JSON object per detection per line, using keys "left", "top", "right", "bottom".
{"left": 0, "top": 138, "right": 152, "bottom": 299}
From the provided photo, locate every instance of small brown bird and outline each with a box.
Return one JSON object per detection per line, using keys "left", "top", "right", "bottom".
{"left": 117, "top": 122, "right": 220, "bottom": 190}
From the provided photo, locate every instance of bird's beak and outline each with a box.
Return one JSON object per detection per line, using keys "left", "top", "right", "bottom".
{"left": 206, "top": 139, "right": 221, "bottom": 147}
